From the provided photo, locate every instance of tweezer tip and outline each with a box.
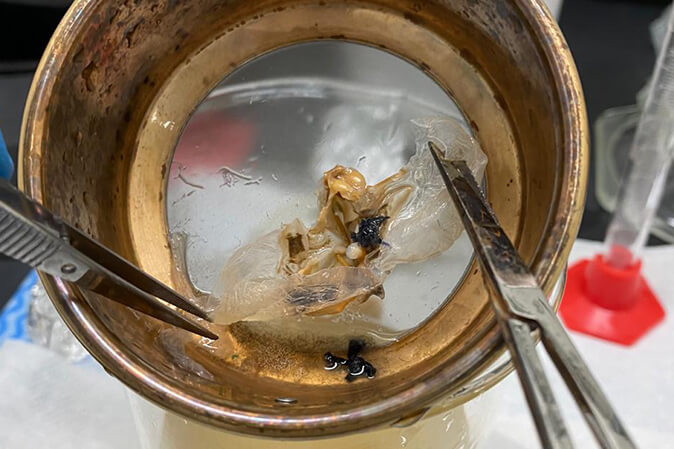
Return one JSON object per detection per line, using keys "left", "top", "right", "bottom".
{"left": 177, "top": 305, "right": 218, "bottom": 339}
{"left": 201, "top": 329, "right": 219, "bottom": 340}
{"left": 186, "top": 304, "right": 212, "bottom": 322}
{"left": 185, "top": 318, "right": 218, "bottom": 340}
{"left": 428, "top": 141, "right": 445, "bottom": 162}
{"left": 159, "top": 291, "right": 212, "bottom": 321}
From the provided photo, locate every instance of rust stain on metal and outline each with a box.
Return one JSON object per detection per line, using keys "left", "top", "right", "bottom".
{"left": 20, "top": 0, "right": 587, "bottom": 439}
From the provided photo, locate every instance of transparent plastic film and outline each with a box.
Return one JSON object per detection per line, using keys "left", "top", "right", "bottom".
{"left": 210, "top": 117, "right": 487, "bottom": 325}
{"left": 605, "top": 7, "right": 674, "bottom": 268}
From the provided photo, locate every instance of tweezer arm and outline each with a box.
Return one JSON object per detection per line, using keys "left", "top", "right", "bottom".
{"left": 428, "top": 143, "right": 571, "bottom": 448}
{"left": 503, "top": 316, "right": 573, "bottom": 449}
{"left": 429, "top": 142, "right": 636, "bottom": 449}
{"left": 538, "top": 312, "right": 636, "bottom": 449}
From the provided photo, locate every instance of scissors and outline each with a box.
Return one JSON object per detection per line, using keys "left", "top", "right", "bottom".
{"left": 429, "top": 142, "right": 636, "bottom": 449}
{"left": 0, "top": 178, "right": 217, "bottom": 340}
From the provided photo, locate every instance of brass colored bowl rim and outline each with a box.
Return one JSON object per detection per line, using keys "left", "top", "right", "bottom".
{"left": 19, "top": 0, "right": 587, "bottom": 437}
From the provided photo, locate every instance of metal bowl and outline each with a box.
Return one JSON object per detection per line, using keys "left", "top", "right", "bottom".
{"left": 19, "top": 0, "right": 587, "bottom": 438}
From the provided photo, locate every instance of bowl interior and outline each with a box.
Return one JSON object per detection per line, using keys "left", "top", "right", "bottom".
{"left": 168, "top": 40, "right": 479, "bottom": 345}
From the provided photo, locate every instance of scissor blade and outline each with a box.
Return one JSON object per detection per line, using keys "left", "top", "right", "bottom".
{"left": 65, "top": 225, "right": 210, "bottom": 320}
{"left": 78, "top": 272, "right": 218, "bottom": 340}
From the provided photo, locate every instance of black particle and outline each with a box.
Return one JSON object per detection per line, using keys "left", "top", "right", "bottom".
{"left": 351, "top": 216, "right": 389, "bottom": 249}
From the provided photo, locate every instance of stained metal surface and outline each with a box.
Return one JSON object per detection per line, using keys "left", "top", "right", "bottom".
{"left": 19, "top": 0, "right": 587, "bottom": 438}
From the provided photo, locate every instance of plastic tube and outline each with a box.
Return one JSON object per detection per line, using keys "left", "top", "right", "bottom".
{"left": 604, "top": 7, "right": 674, "bottom": 268}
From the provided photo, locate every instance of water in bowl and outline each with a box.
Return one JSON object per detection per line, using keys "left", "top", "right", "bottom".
{"left": 166, "top": 42, "right": 476, "bottom": 346}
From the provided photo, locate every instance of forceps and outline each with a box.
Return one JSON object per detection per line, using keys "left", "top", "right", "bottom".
{"left": 0, "top": 178, "right": 217, "bottom": 340}
{"left": 429, "top": 142, "right": 635, "bottom": 449}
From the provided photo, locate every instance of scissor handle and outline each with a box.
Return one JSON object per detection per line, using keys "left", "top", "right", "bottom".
{"left": 429, "top": 143, "right": 636, "bottom": 449}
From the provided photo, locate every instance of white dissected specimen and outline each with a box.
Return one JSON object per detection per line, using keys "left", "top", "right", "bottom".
{"left": 211, "top": 117, "right": 488, "bottom": 324}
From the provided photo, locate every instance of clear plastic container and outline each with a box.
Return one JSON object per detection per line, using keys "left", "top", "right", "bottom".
{"left": 603, "top": 6, "right": 674, "bottom": 266}
{"left": 128, "top": 391, "right": 494, "bottom": 449}
{"left": 596, "top": 7, "right": 674, "bottom": 249}
{"left": 26, "top": 279, "right": 88, "bottom": 363}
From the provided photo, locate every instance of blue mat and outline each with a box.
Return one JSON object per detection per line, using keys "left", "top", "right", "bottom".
{"left": 0, "top": 271, "right": 37, "bottom": 345}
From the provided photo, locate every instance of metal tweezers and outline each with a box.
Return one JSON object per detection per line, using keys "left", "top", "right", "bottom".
{"left": 0, "top": 178, "right": 217, "bottom": 340}
{"left": 429, "top": 142, "right": 636, "bottom": 449}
